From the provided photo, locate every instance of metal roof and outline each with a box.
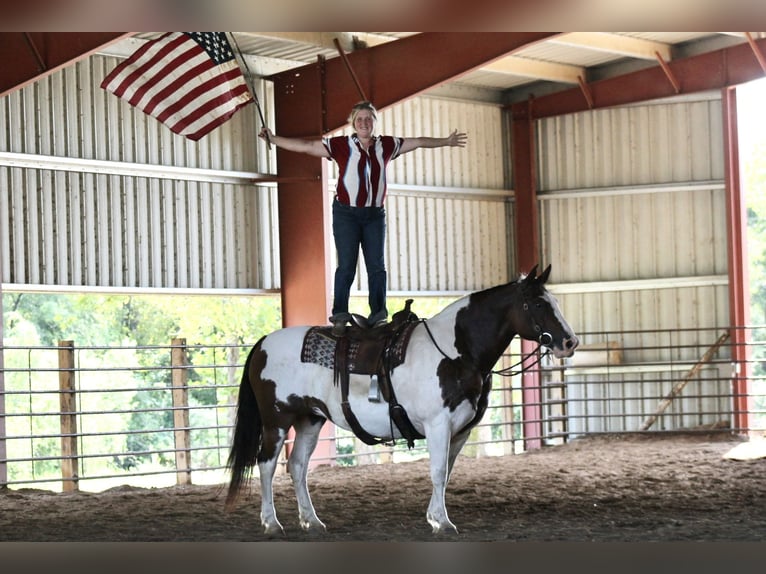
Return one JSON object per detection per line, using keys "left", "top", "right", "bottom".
{"left": 103, "top": 32, "right": 766, "bottom": 105}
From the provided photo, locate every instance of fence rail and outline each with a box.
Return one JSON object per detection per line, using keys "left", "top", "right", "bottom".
{"left": 2, "top": 325, "right": 765, "bottom": 491}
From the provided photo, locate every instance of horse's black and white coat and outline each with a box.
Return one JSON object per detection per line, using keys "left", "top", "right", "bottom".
{"left": 226, "top": 264, "right": 578, "bottom": 534}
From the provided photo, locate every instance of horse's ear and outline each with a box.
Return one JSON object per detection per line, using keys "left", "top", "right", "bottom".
{"left": 539, "top": 264, "right": 552, "bottom": 285}
{"left": 525, "top": 264, "right": 539, "bottom": 283}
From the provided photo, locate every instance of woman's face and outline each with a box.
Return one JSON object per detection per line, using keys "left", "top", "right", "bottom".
{"left": 353, "top": 109, "right": 376, "bottom": 137}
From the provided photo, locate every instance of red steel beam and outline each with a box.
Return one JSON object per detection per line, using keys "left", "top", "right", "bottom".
{"left": 524, "top": 37, "right": 766, "bottom": 119}
{"left": 512, "top": 99, "right": 539, "bottom": 276}
{"left": 0, "top": 32, "right": 130, "bottom": 98}
{"left": 270, "top": 32, "right": 560, "bottom": 135}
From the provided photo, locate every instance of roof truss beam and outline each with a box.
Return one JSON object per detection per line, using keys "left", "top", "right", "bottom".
{"left": 481, "top": 55, "right": 583, "bottom": 84}
{"left": 518, "top": 36, "right": 766, "bottom": 119}
{"left": 551, "top": 32, "right": 672, "bottom": 61}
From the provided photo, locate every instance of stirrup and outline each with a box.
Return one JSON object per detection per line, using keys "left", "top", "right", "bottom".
{"left": 368, "top": 374, "right": 381, "bottom": 402}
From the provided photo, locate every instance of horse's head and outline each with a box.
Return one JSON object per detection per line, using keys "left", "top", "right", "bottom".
{"left": 517, "top": 264, "right": 579, "bottom": 359}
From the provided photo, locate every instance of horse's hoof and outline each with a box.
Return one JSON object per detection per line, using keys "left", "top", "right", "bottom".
{"left": 300, "top": 518, "right": 327, "bottom": 532}
{"left": 262, "top": 522, "right": 285, "bottom": 536}
{"left": 430, "top": 521, "right": 459, "bottom": 535}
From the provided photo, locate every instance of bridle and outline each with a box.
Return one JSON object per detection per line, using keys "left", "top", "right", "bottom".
{"left": 421, "top": 293, "right": 554, "bottom": 379}
{"left": 495, "top": 293, "right": 554, "bottom": 376}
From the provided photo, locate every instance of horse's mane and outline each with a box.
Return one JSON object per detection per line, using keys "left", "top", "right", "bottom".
{"left": 430, "top": 275, "right": 530, "bottom": 322}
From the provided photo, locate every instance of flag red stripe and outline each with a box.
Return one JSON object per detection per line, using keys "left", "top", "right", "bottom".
{"left": 152, "top": 66, "right": 244, "bottom": 124}
{"left": 108, "top": 34, "right": 191, "bottom": 98}
{"left": 125, "top": 47, "right": 211, "bottom": 109}
{"left": 99, "top": 32, "right": 172, "bottom": 90}
{"left": 169, "top": 82, "right": 251, "bottom": 134}
{"left": 140, "top": 59, "right": 214, "bottom": 116}
{"left": 185, "top": 96, "right": 252, "bottom": 141}
{"left": 101, "top": 32, "right": 253, "bottom": 140}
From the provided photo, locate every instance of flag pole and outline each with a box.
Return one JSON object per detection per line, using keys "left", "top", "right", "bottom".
{"left": 227, "top": 32, "right": 271, "bottom": 149}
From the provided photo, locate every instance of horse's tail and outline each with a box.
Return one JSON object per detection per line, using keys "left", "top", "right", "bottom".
{"left": 224, "top": 338, "right": 265, "bottom": 511}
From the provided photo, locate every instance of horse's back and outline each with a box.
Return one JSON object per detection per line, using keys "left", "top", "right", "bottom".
{"left": 260, "top": 324, "right": 311, "bottom": 350}
{"left": 257, "top": 324, "right": 326, "bottom": 376}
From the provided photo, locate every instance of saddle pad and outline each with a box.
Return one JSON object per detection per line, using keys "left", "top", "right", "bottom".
{"left": 300, "top": 322, "right": 419, "bottom": 372}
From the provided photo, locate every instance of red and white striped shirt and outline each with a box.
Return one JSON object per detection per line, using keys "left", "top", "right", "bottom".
{"left": 323, "top": 134, "right": 403, "bottom": 207}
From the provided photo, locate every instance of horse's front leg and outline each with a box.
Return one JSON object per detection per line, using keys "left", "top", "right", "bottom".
{"left": 424, "top": 415, "right": 458, "bottom": 534}
{"left": 447, "top": 429, "right": 470, "bottom": 481}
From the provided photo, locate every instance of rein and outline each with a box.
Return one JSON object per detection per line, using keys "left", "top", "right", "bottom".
{"left": 421, "top": 319, "right": 552, "bottom": 378}
{"left": 490, "top": 346, "right": 551, "bottom": 377}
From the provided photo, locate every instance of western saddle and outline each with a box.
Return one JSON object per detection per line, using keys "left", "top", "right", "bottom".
{"left": 332, "top": 300, "right": 425, "bottom": 448}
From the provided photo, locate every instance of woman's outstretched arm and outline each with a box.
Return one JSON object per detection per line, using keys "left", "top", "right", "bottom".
{"left": 399, "top": 129, "right": 467, "bottom": 155}
{"left": 259, "top": 127, "right": 330, "bottom": 158}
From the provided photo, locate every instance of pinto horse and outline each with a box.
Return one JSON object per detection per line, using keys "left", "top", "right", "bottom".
{"left": 225, "top": 264, "right": 578, "bottom": 534}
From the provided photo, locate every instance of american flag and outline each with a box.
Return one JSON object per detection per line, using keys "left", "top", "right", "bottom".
{"left": 101, "top": 32, "right": 254, "bottom": 141}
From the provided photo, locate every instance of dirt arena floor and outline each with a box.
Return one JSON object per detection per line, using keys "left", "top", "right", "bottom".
{"left": 1, "top": 433, "right": 765, "bottom": 542}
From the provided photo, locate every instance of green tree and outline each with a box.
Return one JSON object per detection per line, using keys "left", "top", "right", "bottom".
{"left": 3, "top": 291, "right": 283, "bottom": 481}
{"left": 747, "top": 141, "right": 766, "bottom": 324}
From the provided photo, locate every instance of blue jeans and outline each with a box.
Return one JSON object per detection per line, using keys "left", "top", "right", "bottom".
{"left": 331, "top": 198, "right": 387, "bottom": 321}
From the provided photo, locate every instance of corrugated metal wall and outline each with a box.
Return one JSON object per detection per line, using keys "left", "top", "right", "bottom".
{"left": 2, "top": 57, "right": 510, "bottom": 295}
{"left": 323, "top": 97, "right": 513, "bottom": 294}
{"left": 535, "top": 93, "right": 731, "bottom": 433}
{"left": 1, "top": 55, "right": 279, "bottom": 291}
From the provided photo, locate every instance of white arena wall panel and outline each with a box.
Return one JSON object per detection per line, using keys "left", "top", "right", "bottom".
{"left": 2, "top": 56, "right": 511, "bottom": 295}
{"left": 1, "top": 55, "right": 279, "bottom": 291}
{"left": 536, "top": 93, "right": 732, "bottom": 434}
{"left": 324, "top": 96, "right": 513, "bottom": 294}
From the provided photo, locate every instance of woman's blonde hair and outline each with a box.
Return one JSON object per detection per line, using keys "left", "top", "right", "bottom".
{"left": 348, "top": 100, "right": 377, "bottom": 125}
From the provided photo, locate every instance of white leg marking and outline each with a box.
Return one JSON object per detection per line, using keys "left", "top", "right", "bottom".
{"left": 447, "top": 431, "right": 470, "bottom": 481}
{"left": 259, "top": 428, "right": 286, "bottom": 535}
{"left": 289, "top": 418, "right": 327, "bottom": 532}
{"left": 425, "top": 416, "right": 459, "bottom": 534}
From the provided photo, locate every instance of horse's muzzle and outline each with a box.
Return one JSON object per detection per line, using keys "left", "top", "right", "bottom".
{"left": 551, "top": 335, "right": 578, "bottom": 358}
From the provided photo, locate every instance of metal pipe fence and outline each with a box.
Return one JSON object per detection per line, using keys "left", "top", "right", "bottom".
{"left": 1, "top": 325, "right": 764, "bottom": 491}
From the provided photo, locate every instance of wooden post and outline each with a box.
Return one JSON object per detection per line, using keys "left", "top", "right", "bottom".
{"left": 640, "top": 332, "right": 730, "bottom": 431}
{"left": 171, "top": 338, "right": 192, "bottom": 485}
{"left": 58, "top": 340, "right": 78, "bottom": 492}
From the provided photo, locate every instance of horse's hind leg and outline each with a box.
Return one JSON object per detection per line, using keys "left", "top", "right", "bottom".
{"left": 288, "top": 415, "right": 327, "bottom": 532}
{"left": 258, "top": 426, "right": 289, "bottom": 535}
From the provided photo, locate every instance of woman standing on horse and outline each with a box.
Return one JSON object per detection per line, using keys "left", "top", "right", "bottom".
{"left": 259, "top": 100, "right": 467, "bottom": 332}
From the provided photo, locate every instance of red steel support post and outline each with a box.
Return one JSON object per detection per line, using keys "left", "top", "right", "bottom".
{"left": 512, "top": 99, "right": 543, "bottom": 449}
{"left": 271, "top": 66, "right": 335, "bottom": 465}
{"left": 271, "top": 64, "right": 334, "bottom": 329}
